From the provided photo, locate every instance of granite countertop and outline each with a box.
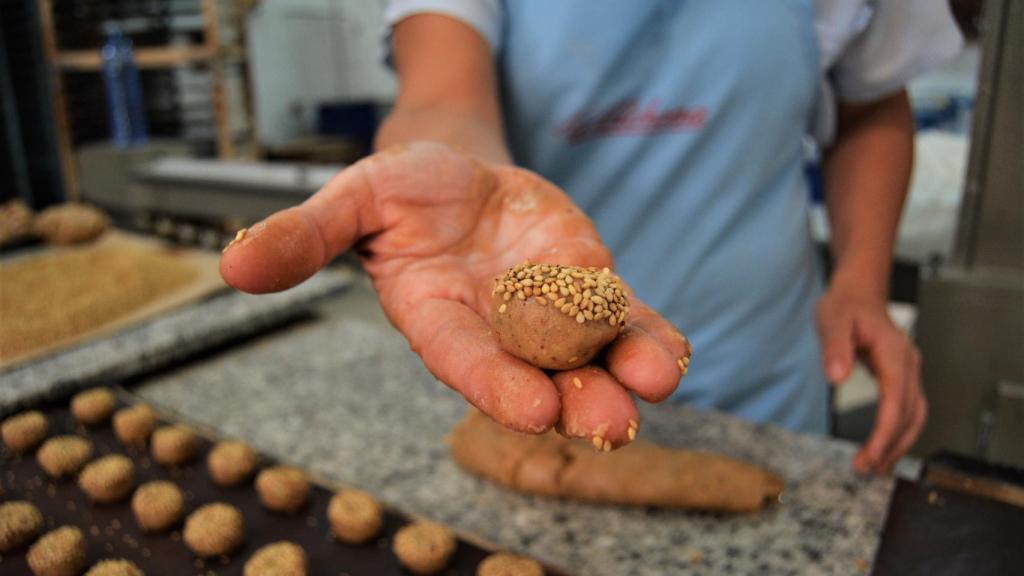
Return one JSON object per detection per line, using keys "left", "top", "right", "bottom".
{"left": 132, "top": 280, "right": 896, "bottom": 576}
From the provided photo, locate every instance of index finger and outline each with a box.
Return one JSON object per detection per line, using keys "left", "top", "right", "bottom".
{"left": 856, "top": 341, "right": 910, "bottom": 473}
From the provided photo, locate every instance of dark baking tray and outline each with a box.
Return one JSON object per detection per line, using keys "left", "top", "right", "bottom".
{"left": 871, "top": 478, "right": 1024, "bottom": 576}
{"left": 2, "top": 390, "right": 570, "bottom": 575}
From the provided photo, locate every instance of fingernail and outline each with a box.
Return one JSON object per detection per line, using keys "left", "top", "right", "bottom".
{"left": 828, "top": 360, "right": 846, "bottom": 382}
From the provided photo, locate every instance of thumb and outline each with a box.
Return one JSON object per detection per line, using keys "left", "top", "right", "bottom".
{"left": 220, "top": 163, "right": 379, "bottom": 294}
{"left": 819, "top": 308, "right": 855, "bottom": 384}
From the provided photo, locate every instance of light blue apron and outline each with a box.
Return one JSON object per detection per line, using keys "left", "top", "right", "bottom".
{"left": 498, "top": 0, "right": 829, "bottom": 433}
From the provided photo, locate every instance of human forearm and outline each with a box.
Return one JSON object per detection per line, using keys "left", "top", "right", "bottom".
{"left": 375, "top": 103, "right": 511, "bottom": 165}
{"left": 823, "top": 90, "right": 914, "bottom": 302}
{"left": 377, "top": 14, "right": 511, "bottom": 165}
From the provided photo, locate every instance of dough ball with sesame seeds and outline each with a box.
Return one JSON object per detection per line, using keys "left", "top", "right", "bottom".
{"left": 393, "top": 520, "right": 456, "bottom": 575}
{"left": 255, "top": 466, "right": 310, "bottom": 513}
{"left": 84, "top": 559, "right": 143, "bottom": 576}
{"left": 112, "top": 405, "right": 157, "bottom": 447}
{"left": 328, "top": 489, "right": 383, "bottom": 544}
{"left": 27, "top": 526, "right": 87, "bottom": 576}
{"left": 2, "top": 410, "right": 48, "bottom": 453}
{"left": 207, "top": 440, "right": 258, "bottom": 487}
{"left": 491, "top": 263, "right": 629, "bottom": 370}
{"left": 0, "top": 500, "right": 44, "bottom": 552}
{"left": 71, "top": 388, "right": 116, "bottom": 426}
{"left": 131, "top": 481, "right": 184, "bottom": 532}
{"left": 244, "top": 541, "right": 307, "bottom": 576}
{"left": 183, "top": 503, "right": 244, "bottom": 557}
{"left": 79, "top": 454, "right": 135, "bottom": 503}
{"left": 477, "top": 552, "right": 545, "bottom": 576}
{"left": 37, "top": 436, "right": 93, "bottom": 478}
{"left": 150, "top": 424, "right": 198, "bottom": 466}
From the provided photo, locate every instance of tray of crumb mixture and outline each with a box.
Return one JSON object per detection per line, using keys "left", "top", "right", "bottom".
{"left": 1, "top": 386, "right": 569, "bottom": 576}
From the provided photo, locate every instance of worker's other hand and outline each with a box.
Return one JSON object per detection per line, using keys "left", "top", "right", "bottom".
{"left": 220, "top": 142, "right": 691, "bottom": 448}
{"left": 817, "top": 284, "right": 926, "bottom": 475}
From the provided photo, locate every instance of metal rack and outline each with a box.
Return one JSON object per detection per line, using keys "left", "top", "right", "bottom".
{"left": 35, "top": 0, "right": 254, "bottom": 200}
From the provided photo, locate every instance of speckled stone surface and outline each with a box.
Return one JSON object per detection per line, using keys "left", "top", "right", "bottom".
{"left": 0, "top": 269, "right": 351, "bottom": 416}
{"left": 135, "top": 313, "right": 895, "bottom": 576}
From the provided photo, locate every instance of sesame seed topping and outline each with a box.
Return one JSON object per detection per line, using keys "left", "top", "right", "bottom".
{"left": 602, "top": 440, "right": 612, "bottom": 452}
{"left": 573, "top": 378, "right": 582, "bottom": 389}
{"left": 494, "top": 262, "right": 630, "bottom": 329}
{"left": 628, "top": 427, "right": 637, "bottom": 441}
{"left": 498, "top": 304, "right": 507, "bottom": 314}
{"left": 592, "top": 436, "right": 603, "bottom": 450}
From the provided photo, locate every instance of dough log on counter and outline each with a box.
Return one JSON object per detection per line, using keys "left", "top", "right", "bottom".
{"left": 449, "top": 410, "right": 784, "bottom": 513}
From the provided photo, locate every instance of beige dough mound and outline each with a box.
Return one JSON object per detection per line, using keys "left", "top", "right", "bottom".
{"left": 255, "top": 466, "right": 310, "bottom": 513}
{"left": 27, "top": 526, "right": 87, "bottom": 576}
{"left": 79, "top": 454, "right": 135, "bottom": 503}
{"left": 393, "top": 520, "right": 456, "bottom": 575}
{"left": 449, "top": 410, "right": 784, "bottom": 513}
{"left": 2, "top": 410, "right": 49, "bottom": 453}
{"left": 183, "top": 503, "right": 245, "bottom": 557}
{"left": 84, "top": 559, "right": 144, "bottom": 576}
{"left": 0, "top": 199, "right": 35, "bottom": 245}
{"left": 244, "top": 541, "right": 307, "bottom": 576}
{"left": 477, "top": 552, "right": 545, "bottom": 576}
{"left": 131, "top": 481, "right": 184, "bottom": 532}
{"left": 151, "top": 424, "right": 199, "bottom": 466}
{"left": 34, "top": 203, "right": 109, "bottom": 246}
{"left": 207, "top": 440, "right": 259, "bottom": 487}
{"left": 491, "top": 262, "right": 628, "bottom": 370}
{"left": 37, "top": 436, "right": 93, "bottom": 478}
{"left": 0, "top": 500, "right": 44, "bottom": 552}
{"left": 113, "top": 404, "right": 157, "bottom": 447}
{"left": 71, "top": 388, "right": 116, "bottom": 426}
{"left": 328, "top": 489, "right": 383, "bottom": 544}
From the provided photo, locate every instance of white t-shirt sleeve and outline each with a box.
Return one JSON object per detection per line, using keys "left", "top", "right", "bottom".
{"left": 817, "top": 0, "right": 964, "bottom": 103}
{"left": 383, "top": 0, "right": 502, "bottom": 51}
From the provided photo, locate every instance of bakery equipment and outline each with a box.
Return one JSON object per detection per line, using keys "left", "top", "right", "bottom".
{"left": 913, "top": 0, "right": 1024, "bottom": 467}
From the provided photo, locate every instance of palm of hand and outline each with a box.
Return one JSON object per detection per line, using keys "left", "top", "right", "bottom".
{"left": 221, "top": 143, "right": 689, "bottom": 446}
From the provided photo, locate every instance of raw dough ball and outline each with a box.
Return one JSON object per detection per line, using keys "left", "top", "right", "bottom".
{"left": 491, "top": 262, "right": 629, "bottom": 370}
{"left": 207, "top": 440, "right": 258, "bottom": 487}
{"left": 392, "top": 521, "right": 457, "bottom": 575}
{"left": 328, "top": 489, "right": 383, "bottom": 544}
{"left": 255, "top": 466, "right": 310, "bottom": 513}
{"left": 113, "top": 405, "right": 157, "bottom": 447}
{"left": 150, "top": 424, "right": 199, "bottom": 466}
{"left": 71, "top": 388, "right": 116, "bottom": 426}
{"left": 0, "top": 500, "right": 44, "bottom": 552}
{"left": 37, "top": 436, "right": 93, "bottom": 477}
{"left": 2, "top": 410, "right": 49, "bottom": 453}
{"left": 27, "top": 526, "right": 87, "bottom": 576}
{"left": 78, "top": 454, "right": 135, "bottom": 503}
{"left": 84, "top": 559, "right": 143, "bottom": 576}
{"left": 477, "top": 552, "right": 545, "bottom": 576}
{"left": 34, "top": 203, "right": 109, "bottom": 246}
{"left": 0, "top": 199, "right": 34, "bottom": 245}
{"left": 244, "top": 541, "right": 307, "bottom": 576}
{"left": 131, "top": 481, "right": 184, "bottom": 532}
{"left": 183, "top": 503, "right": 244, "bottom": 557}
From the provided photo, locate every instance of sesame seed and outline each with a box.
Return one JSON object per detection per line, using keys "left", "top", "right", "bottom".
{"left": 536, "top": 297, "right": 547, "bottom": 305}
{"left": 603, "top": 440, "right": 612, "bottom": 452}
{"left": 554, "top": 298, "right": 566, "bottom": 308}
{"left": 677, "top": 358, "right": 686, "bottom": 373}
{"left": 499, "top": 304, "right": 507, "bottom": 314}
{"left": 503, "top": 292, "right": 512, "bottom": 301}
{"left": 568, "top": 356, "right": 578, "bottom": 362}
{"left": 576, "top": 313, "right": 585, "bottom": 324}
{"left": 573, "top": 378, "right": 582, "bottom": 389}
{"left": 628, "top": 427, "right": 637, "bottom": 441}
{"left": 517, "top": 291, "right": 526, "bottom": 300}
{"left": 592, "top": 436, "right": 603, "bottom": 450}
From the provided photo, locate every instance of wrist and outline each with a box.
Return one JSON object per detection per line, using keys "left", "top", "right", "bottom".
{"left": 827, "top": 259, "right": 889, "bottom": 306}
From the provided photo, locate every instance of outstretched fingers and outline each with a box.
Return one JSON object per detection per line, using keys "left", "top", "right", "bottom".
{"left": 606, "top": 300, "right": 692, "bottom": 403}
{"left": 401, "top": 298, "right": 562, "bottom": 434}
{"left": 553, "top": 366, "right": 640, "bottom": 450}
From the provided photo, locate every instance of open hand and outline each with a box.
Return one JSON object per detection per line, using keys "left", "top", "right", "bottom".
{"left": 221, "top": 142, "right": 691, "bottom": 448}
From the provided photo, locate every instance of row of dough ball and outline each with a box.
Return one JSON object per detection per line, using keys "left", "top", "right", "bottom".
{"left": 0, "top": 516, "right": 141, "bottom": 576}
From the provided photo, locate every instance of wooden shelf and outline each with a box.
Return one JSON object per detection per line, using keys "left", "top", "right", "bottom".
{"left": 56, "top": 45, "right": 215, "bottom": 71}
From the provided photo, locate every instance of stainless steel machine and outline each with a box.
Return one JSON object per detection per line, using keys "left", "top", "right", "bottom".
{"left": 914, "top": 0, "right": 1023, "bottom": 466}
